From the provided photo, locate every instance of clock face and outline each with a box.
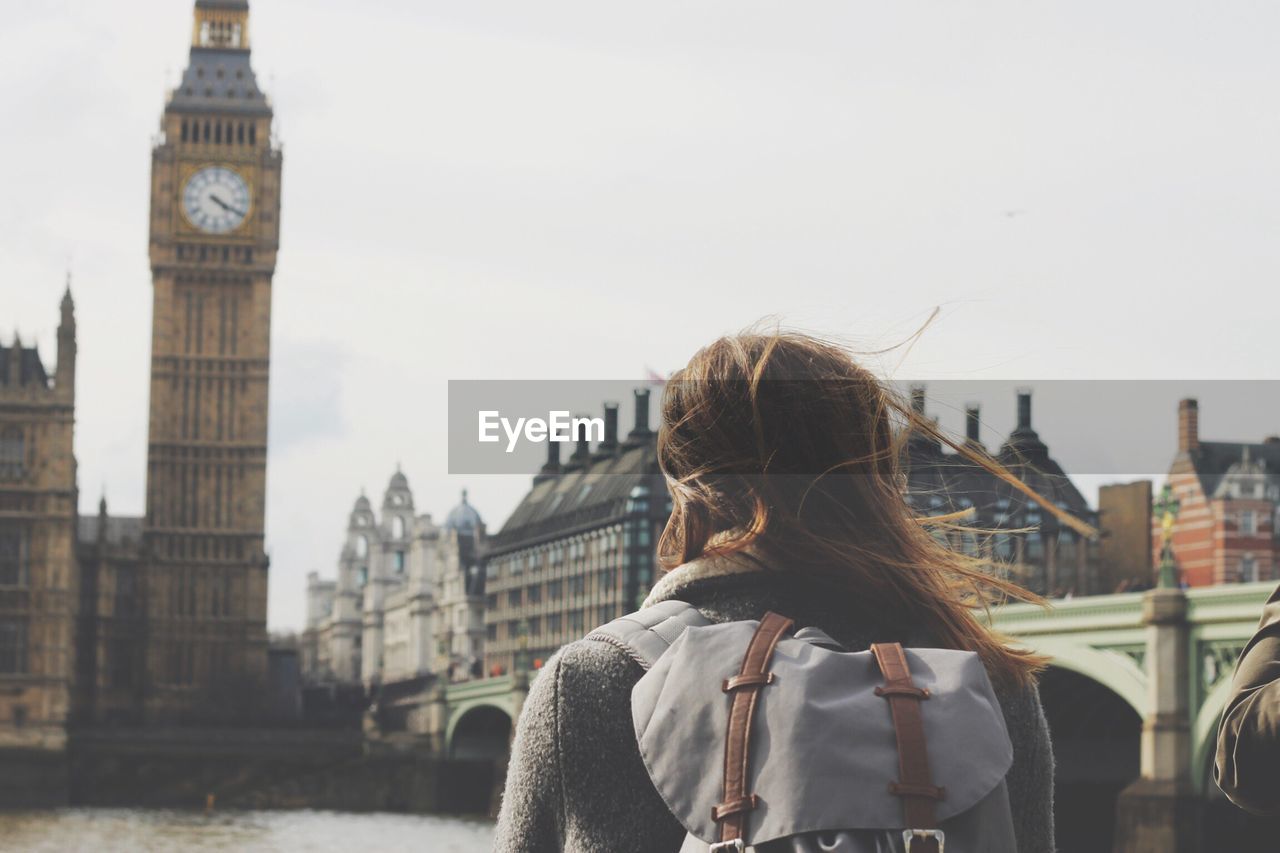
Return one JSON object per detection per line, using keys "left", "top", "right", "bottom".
{"left": 182, "top": 166, "right": 251, "bottom": 234}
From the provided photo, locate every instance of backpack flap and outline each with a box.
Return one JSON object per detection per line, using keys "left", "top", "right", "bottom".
{"left": 631, "top": 620, "right": 1014, "bottom": 847}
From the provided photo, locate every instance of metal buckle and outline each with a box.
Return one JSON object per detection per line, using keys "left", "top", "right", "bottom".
{"left": 902, "top": 829, "right": 945, "bottom": 852}
{"left": 708, "top": 841, "right": 745, "bottom": 853}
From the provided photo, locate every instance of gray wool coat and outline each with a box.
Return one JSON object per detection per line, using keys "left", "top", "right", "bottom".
{"left": 493, "top": 561, "right": 1057, "bottom": 853}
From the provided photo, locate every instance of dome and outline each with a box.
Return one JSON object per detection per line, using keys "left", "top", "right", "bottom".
{"left": 444, "top": 489, "right": 483, "bottom": 533}
{"left": 388, "top": 469, "right": 410, "bottom": 491}
{"left": 353, "top": 494, "right": 372, "bottom": 512}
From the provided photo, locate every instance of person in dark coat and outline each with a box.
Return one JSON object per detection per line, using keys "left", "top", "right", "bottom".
{"left": 1216, "top": 582, "right": 1280, "bottom": 815}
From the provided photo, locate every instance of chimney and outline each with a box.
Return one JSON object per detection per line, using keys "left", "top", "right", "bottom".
{"left": 534, "top": 436, "right": 562, "bottom": 482}
{"left": 627, "top": 388, "right": 652, "bottom": 442}
{"left": 910, "top": 385, "right": 926, "bottom": 416}
{"left": 566, "top": 414, "right": 591, "bottom": 469}
{"left": 1016, "top": 388, "right": 1033, "bottom": 432}
{"left": 595, "top": 402, "right": 619, "bottom": 457}
{"left": 1178, "top": 398, "right": 1199, "bottom": 453}
{"left": 965, "top": 404, "right": 982, "bottom": 445}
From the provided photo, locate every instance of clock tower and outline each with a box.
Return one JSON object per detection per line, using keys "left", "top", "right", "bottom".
{"left": 143, "top": 0, "right": 280, "bottom": 721}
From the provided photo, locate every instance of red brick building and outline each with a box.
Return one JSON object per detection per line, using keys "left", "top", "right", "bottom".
{"left": 1157, "top": 398, "right": 1280, "bottom": 586}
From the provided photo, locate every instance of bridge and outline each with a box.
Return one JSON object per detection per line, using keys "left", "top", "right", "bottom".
{"left": 442, "top": 581, "right": 1275, "bottom": 851}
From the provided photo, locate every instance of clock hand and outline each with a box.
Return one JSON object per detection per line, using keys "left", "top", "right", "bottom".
{"left": 209, "top": 194, "right": 246, "bottom": 217}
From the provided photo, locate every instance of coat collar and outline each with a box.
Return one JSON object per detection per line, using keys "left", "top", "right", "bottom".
{"left": 641, "top": 545, "right": 770, "bottom": 609}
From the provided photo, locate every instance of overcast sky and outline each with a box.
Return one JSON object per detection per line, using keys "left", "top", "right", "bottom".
{"left": 4, "top": 2, "right": 1280, "bottom": 630}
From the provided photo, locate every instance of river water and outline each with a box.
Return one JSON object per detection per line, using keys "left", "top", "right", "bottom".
{"left": 0, "top": 808, "right": 494, "bottom": 852}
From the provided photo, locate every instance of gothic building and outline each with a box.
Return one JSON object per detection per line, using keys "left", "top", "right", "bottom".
{"left": 1159, "top": 398, "right": 1280, "bottom": 586}
{"left": 901, "top": 387, "right": 1100, "bottom": 597}
{"left": 302, "top": 472, "right": 487, "bottom": 720}
{"left": 138, "top": 0, "right": 282, "bottom": 721}
{"left": 0, "top": 292, "right": 78, "bottom": 748}
{"left": 482, "top": 390, "right": 668, "bottom": 677}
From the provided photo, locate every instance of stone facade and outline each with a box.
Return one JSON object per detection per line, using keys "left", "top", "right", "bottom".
{"left": 302, "top": 471, "right": 486, "bottom": 733}
{"left": 0, "top": 292, "right": 78, "bottom": 749}
{"left": 139, "top": 0, "right": 281, "bottom": 722}
{"left": 74, "top": 502, "right": 145, "bottom": 726}
{"left": 1097, "top": 480, "right": 1154, "bottom": 593}
{"left": 483, "top": 390, "right": 668, "bottom": 677}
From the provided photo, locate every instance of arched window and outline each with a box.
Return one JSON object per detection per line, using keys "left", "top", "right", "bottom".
{"left": 0, "top": 428, "right": 24, "bottom": 481}
{"left": 391, "top": 516, "right": 405, "bottom": 539}
{"left": 355, "top": 535, "right": 368, "bottom": 558}
{"left": 0, "top": 525, "right": 28, "bottom": 587}
{"left": 0, "top": 618, "right": 26, "bottom": 674}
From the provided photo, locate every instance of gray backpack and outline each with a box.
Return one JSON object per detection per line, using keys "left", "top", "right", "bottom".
{"left": 587, "top": 599, "right": 1018, "bottom": 853}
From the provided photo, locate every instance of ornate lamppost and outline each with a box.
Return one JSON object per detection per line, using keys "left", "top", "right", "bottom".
{"left": 1154, "top": 482, "right": 1181, "bottom": 588}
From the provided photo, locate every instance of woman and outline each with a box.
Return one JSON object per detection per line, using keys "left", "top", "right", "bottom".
{"left": 494, "top": 332, "right": 1058, "bottom": 852}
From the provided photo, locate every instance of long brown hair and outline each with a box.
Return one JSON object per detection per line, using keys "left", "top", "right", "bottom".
{"left": 657, "top": 331, "right": 1071, "bottom": 688}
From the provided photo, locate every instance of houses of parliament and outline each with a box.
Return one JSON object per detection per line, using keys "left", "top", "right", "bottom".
{"left": 1, "top": 0, "right": 280, "bottom": 746}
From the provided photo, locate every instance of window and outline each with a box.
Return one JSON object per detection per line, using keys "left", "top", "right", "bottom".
{"left": 0, "top": 428, "right": 23, "bottom": 481}
{"left": 1025, "top": 533, "right": 1044, "bottom": 562}
{"left": 598, "top": 605, "right": 614, "bottom": 626}
{"left": 528, "top": 584, "right": 542, "bottom": 604}
{"left": 115, "top": 566, "right": 136, "bottom": 616}
{"left": 548, "top": 613, "right": 562, "bottom": 634}
{"left": 0, "top": 525, "right": 28, "bottom": 587}
{"left": 508, "top": 589, "right": 522, "bottom": 608}
{"left": 486, "top": 624, "right": 497, "bottom": 641}
{"left": 394, "top": 551, "right": 405, "bottom": 573}
{"left": 355, "top": 535, "right": 368, "bottom": 558}
{"left": 486, "top": 594, "right": 498, "bottom": 610}
{"left": 357, "top": 566, "right": 369, "bottom": 586}
{"left": 1240, "top": 554, "right": 1259, "bottom": 583}
{"left": 0, "top": 619, "right": 28, "bottom": 674}
{"left": 392, "top": 516, "right": 405, "bottom": 539}
{"left": 1057, "top": 531, "right": 1078, "bottom": 573}
{"left": 529, "top": 616, "right": 542, "bottom": 636}
{"left": 569, "top": 611, "right": 584, "bottom": 634}
{"left": 110, "top": 639, "right": 135, "bottom": 688}
{"left": 994, "top": 533, "right": 1014, "bottom": 561}
{"left": 1241, "top": 510, "right": 1257, "bottom": 536}
{"left": 569, "top": 576, "right": 585, "bottom": 597}
{"left": 548, "top": 580, "right": 563, "bottom": 600}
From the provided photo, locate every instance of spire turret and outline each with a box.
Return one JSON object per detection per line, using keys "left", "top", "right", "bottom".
{"left": 56, "top": 275, "right": 76, "bottom": 396}
{"left": 169, "top": 0, "right": 270, "bottom": 117}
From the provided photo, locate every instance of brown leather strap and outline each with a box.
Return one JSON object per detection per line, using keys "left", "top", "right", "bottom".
{"left": 871, "top": 642, "right": 945, "bottom": 853}
{"left": 713, "top": 611, "right": 793, "bottom": 845}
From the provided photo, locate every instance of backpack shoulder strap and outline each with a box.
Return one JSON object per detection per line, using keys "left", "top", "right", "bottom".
{"left": 584, "top": 599, "right": 711, "bottom": 670}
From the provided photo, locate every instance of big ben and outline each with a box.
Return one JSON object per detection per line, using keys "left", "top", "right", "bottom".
{"left": 143, "top": 0, "right": 280, "bottom": 721}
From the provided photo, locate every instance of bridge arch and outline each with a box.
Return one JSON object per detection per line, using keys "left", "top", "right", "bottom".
{"left": 446, "top": 699, "right": 514, "bottom": 759}
{"left": 1038, "top": 662, "right": 1143, "bottom": 853}
{"left": 1021, "top": 637, "right": 1149, "bottom": 719}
